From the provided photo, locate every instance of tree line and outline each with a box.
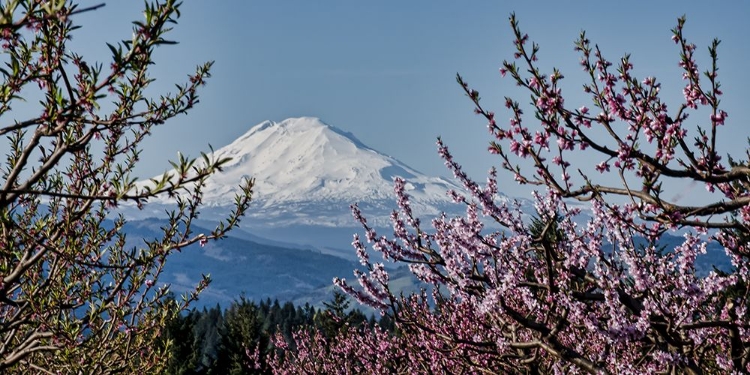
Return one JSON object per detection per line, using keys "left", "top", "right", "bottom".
{"left": 161, "top": 292, "right": 395, "bottom": 375}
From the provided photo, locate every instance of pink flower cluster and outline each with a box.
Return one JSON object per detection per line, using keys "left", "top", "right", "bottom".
{"left": 268, "top": 14, "right": 750, "bottom": 374}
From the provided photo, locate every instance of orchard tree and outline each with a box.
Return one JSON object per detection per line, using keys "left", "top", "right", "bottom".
{"left": 0, "top": 1, "right": 253, "bottom": 373}
{"left": 270, "top": 14, "right": 750, "bottom": 374}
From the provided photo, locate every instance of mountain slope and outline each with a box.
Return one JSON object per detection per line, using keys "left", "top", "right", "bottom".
{"left": 129, "top": 116, "right": 535, "bottom": 256}
{"left": 137, "top": 117, "right": 525, "bottom": 226}
{"left": 196, "top": 117, "right": 468, "bottom": 213}
{"left": 123, "top": 219, "right": 730, "bottom": 309}
{"left": 124, "top": 219, "right": 364, "bottom": 307}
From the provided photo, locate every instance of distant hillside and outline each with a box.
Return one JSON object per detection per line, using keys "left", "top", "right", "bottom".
{"left": 124, "top": 219, "right": 367, "bottom": 307}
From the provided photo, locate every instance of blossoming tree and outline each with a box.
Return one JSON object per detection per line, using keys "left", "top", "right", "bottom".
{"left": 270, "top": 14, "right": 749, "bottom": 374}
{"left": 0, "top": 1, "right": 252, "bottom": 373}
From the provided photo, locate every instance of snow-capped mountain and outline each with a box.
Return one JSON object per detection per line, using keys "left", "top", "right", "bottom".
{"left": 122, "top": 117, "right": 729, "bottom": 294}
{"left": 139, "top": 117, "right": 518, "bottom": 227}
{"left": 127, "top": 116, "right": 535, "bottom": 258}
{"left": 207, "top": 117, "right": 456, "bottom": 208}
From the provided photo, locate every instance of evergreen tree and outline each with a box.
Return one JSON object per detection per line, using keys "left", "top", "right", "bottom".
{"left": 163, "top": 309, "right": 201, "bottom": 375}
{"left": 213, "top": 298, "right": 269, "bottom": 375}
{"left": 193, "top": 305, "right": 224, "bottom": 372}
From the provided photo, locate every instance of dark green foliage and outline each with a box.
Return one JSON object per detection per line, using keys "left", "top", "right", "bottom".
{"left": 377, "top": 312, "right": 396, "bottom": 333}
{"left": 316, "top": 291, "right": 358, "bottom": 339}
{"left": 214, "top": 298, "right": 269, "bottom": 375}
{"left": 163, "top": 305, "right": 224, "bottom": 375}
{"left": 161, "top": 293, "right": 396, "bottom": 374}
{"left": 528, "top": 213, "right": 564, "bottom": 243}
{"left": 163, "top": 309, "right": 200, "bottom": 375}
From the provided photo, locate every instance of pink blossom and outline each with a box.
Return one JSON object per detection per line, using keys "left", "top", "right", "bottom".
{"left": 268, "top": 15, "right": 749, "bottom": 375}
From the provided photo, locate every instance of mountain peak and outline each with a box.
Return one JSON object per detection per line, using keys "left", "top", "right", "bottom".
{"left": 254, "top": 117, "right": 329, "bottom": 133}
{"left": 141, "top": 117, "right": 491, "bottom": 226}
{"left": 226, "top": 117, "right": 370, "bottom": 157}
{"left": 208, "top": 117, "right": 443, "bottom": 203}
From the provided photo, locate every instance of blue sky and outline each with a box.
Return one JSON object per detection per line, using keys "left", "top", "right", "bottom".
{"left": 66, "top": 1, "right": 749, "bottom": 198}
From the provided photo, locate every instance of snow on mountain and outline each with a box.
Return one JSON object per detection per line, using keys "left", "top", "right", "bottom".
{"left": 120, "top": 118, "right": 729, "bottom": 302}
{"left": 204, "top": 117, "right": 459, "bottom": 207}
{"left": 139, "top": 117, "right": 519, "bottom": 227}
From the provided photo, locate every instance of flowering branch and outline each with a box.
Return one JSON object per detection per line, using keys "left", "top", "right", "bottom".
{"left": 0, "top": 1, "right": 254, "bottom": 373}
{"left": 271, "top": 14, "right": 750, "bottom": 374}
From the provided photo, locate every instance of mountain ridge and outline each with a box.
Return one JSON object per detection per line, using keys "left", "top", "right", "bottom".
{"left": 207, "top": 116, "right": 464, "bottom": 207}
{"left": 138, "top": 117, "right": 514, "bottom": 225}
{"left": 126, "top": 116, "right": 536, "bottom": 254}
{"left": 118, "top": 118, "right": 731, "bottom": 302}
